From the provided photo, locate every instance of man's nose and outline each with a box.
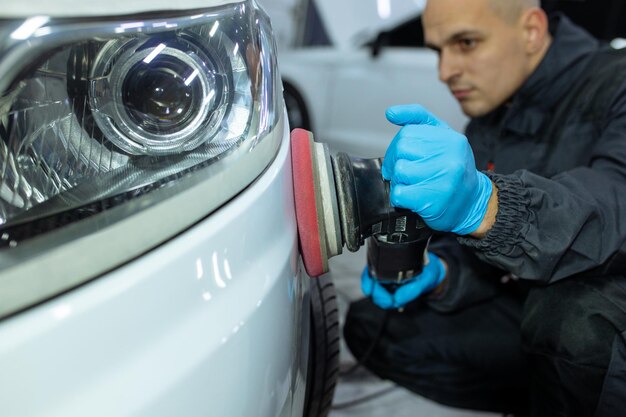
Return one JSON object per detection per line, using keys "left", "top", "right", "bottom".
{"left": 438, "top": 50, "right": 462, "bottom": 83}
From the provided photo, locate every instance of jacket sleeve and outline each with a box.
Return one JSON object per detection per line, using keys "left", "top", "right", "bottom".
{"left": 425, "top": 234, "right": 508, "bottom": 313}
{"left": 458, "top": 84, "right": 626, "bottom": 283}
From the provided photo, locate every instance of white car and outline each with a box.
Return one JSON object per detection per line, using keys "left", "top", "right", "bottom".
{"left": 0, "top": 1, "right": 338, "bottom": 417}
{"left": 278, "top": 0, "right": 468, "bottom": 158}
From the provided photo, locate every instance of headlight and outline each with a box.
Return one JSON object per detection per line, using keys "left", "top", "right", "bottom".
{"left": 0, "top": 1, "right": 284, "bottom": 318}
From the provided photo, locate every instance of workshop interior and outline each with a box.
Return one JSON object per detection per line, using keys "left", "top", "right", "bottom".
{"left": 0, "top": 0, "right": 624, "bottom": 417}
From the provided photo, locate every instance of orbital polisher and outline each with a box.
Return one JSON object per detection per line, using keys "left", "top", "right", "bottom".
{"left": 290, "top": 128, "right": 433, "bottom": 286}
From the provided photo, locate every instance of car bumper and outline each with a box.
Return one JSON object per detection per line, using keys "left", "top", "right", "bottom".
{"left": 0, "top": 117, "right": 310, "bottom": 417}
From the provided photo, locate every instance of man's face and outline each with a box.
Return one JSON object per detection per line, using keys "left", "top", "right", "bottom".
{"left": 423, "top": 0, "right": 534, "bottom": 117}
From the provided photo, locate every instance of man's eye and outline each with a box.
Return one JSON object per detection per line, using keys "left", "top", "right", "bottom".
{"left": 459, "top": 39, "right": 478, "bottom": 51}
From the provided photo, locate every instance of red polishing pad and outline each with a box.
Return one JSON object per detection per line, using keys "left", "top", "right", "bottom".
{"left": 291, "top": 129, "right": 326, "bottom": 277}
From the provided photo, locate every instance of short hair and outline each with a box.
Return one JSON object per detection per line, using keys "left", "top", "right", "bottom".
{"left": 489, "top": 0, "right": 540, "bottom": 22}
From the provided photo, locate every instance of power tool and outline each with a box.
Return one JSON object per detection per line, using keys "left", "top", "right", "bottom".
{"left": 290, "top": 128, "right": 433, "bottom": 285}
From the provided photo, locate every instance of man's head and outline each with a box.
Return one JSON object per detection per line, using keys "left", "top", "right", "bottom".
{"left": 423, "top": 0, "right": 552, "bottom": 117}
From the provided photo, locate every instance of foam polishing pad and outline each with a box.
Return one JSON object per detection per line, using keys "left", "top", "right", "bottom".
{"left": 291, "top": 129, "right": 327, "bottom": 277}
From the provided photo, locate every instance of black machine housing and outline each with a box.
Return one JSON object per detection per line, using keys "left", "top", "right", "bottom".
{"left": 331, "top": 152, "right": 433, "bottom": 283}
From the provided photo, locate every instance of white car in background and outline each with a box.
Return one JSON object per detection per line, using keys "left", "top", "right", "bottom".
{"left": 277, "top": 0, "right": 468, "bottom": 158}
{"left": 0, "top": 1, "right": 338, "bottom": 417}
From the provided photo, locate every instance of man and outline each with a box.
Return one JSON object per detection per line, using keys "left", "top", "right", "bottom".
{"left": 343, "top": 0, "right": 626, "bottom": 416}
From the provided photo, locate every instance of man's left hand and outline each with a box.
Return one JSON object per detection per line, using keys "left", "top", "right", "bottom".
{"left": 361, "top": 252, "right": 446, "bottom": 310}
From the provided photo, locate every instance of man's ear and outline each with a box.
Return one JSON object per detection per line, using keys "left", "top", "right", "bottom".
{"left": 521, "top": 7, "right": 550, "bottom": 55}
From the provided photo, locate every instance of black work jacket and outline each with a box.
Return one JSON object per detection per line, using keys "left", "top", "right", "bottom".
{"left": 429, "top": 15, "right": 626, "bottom": 312}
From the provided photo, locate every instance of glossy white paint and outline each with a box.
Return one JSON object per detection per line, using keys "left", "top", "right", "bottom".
{"left": 0, "top": 123, "right": 309, "bottom": 417}
{"left": 0, "top": 0, "right": 240, "bottom": 18}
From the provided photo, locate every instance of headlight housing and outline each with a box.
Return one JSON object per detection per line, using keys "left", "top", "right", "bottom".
{"left": 0, "top": 1, "right": 284, "bottom": 318}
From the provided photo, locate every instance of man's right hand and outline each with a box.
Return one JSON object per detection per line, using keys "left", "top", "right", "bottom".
{"left": 361, "top": 252, "right": 447, "bottom": 309}
{"left": 383, "top": 104, "right": 493, "bottom": 236}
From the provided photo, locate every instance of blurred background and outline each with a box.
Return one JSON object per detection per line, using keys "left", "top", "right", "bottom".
{"left": 260, "top": 1, "right": 625, "bottom": 415}
{"left": 260, "top": 0, "right": 625, "bottom": 159}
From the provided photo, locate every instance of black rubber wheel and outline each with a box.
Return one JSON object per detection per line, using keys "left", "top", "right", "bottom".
{"left": 283, "top": 82, "right": 312, "bottom": 131}
{"left": 303, "top": 274, "right": 340, "bottom": 417}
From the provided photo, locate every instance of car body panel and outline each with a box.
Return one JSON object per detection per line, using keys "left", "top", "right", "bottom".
{"left": 0, "top": 113, "right": 309, "bottom": 417}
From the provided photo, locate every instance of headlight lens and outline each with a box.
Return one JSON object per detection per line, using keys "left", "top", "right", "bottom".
{"left": 89, "top": 30, "right": 244, "bottom": 155}
{"left": 0, "top": 2, "right": 281, "bottom": 244}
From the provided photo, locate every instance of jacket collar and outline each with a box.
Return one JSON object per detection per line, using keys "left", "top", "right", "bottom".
{"left": 500, "top": 14, "right": 599, "bottom": 136}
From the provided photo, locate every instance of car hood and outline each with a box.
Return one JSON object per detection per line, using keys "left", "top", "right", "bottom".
{"left": 0, "top": 0, "right": 240, "bottom": 18}
{"left": 314, "top": 0, "right": 425, "bottom": 48}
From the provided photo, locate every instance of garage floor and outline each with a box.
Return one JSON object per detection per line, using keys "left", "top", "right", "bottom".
{"left": 326, "top": 248, "right": 499, "bottom": 417}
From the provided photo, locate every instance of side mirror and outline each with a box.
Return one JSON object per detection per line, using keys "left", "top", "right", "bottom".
{"left": 369, "top": 32, "right": 389, "bottom": 58}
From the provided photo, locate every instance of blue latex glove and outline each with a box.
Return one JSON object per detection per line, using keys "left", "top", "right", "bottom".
{"left": 361, "top": 252, "right": 446, "bottom": 310}
{"left": 382, "top": 104, "right": 493, "bottom": 235}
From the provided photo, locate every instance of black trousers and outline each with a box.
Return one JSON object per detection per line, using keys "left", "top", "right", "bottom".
{"left": 343, "top": 275, "right": 626, "bottom": 417}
